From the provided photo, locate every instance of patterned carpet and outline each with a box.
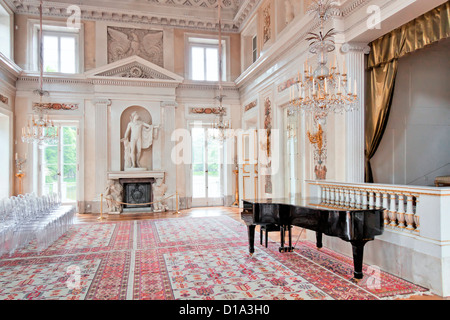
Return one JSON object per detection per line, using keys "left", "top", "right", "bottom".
{"left": 0, "top": 216, "right": 429, "bottom": 300}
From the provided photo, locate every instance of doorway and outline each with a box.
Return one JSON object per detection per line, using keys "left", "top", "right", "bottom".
{"left": 39, "top": 122, "right": 79, "bottom": 204}
{"left": 191, "top": 126, "right": 223, "bottom": 207}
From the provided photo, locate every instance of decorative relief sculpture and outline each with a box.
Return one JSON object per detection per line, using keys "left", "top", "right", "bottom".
{"left": 107, "top": 27, "right": 164, "bottom": 67}
{"left": 263, "top": 3, "right": 271, "bottom": 44}
{"left": 244, "top": 100, "right": 257, "bottom": 112}
{"left": 104, "top": 179, "right": 124, "bottom": 213}
{"left": 263, "top": 96, "right": 272, "bottom": 194}
{"left": 0, "top": 94, "right": 9, "bottom": 105}
{"left": 153, "top": 177, "right": 169, "bottom": 212}
{"left": 121, "top": 111, "right": 154, "bottom": 171}
{"left": 32, "top": 102, "right": 79, "bottom": 110}
{"left": 189, "top": 107, "right": 225, "bottom": 115}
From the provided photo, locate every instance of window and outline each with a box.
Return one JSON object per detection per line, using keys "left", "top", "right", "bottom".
{"left": 41, "top": 30, "right": 78, "bottom": 73}
{"left": 0, "top": 3, "right": 13, "bottom": 59}
{"left": 29, "top": 21, "right": 83, "bottom": 74}
{"left": 252, "top": 35, "right": 257, "bottom": 63}
{"left": 188, "top": 37, "right": 226, "bottom": 81}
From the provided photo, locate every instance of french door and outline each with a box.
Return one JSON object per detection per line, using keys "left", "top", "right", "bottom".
{"left": 39, "top": 122, "right": 79, "bottom": 204}
{"left": 191, "top": 127, "right": 223, "bottom": 207}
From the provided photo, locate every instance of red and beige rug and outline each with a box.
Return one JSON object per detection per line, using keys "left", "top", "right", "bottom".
{"left": 0, "top": 216, "right": 429, "bottom": 300}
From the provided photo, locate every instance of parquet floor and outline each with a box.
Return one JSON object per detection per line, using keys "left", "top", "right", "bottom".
{"left": 74, "top": 206, "right": 445, "bottom": 300}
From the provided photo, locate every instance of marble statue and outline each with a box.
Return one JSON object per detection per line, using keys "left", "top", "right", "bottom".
{"left": 104, "top": 179, "right": 123, "bottom": 213}
{"left": 121, "top": 111, "right": 153, "bottom": 170}
{"left": 153, "top": 177, "right": 168, "bottom": 212}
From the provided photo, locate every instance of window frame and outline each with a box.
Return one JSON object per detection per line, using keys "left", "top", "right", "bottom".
{"left": 252, "top": 35, "right": 258, "bottom": 63}
{"left": 28, "top": 19, "right": 84, "bottom": 74}
{"left": 0, "top": 1, "right": 14, "bottom": 60}
{"left": 186, "top": 35, "right": 229, "bottom": 82}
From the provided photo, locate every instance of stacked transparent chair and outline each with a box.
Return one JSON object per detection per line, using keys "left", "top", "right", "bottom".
{"left": 0, "top": 193, "right": 76, "bottom": 256}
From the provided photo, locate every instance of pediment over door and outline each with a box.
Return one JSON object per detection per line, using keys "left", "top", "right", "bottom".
{"left": 85, "top": 55, "right": 184, "bottom": 87}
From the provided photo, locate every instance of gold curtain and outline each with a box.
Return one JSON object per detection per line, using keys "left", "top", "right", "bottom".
{"left": 365, "top": 2, "right": 449, "bottom": 182}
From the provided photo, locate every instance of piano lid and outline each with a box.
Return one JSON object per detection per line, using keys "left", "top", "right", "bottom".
{"left": 243, "top": 197, "right": 383, "bottom": 212}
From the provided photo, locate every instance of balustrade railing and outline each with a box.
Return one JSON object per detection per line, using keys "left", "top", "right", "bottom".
{"left": 310, "top": 181, "right": 425, "bottom": 234}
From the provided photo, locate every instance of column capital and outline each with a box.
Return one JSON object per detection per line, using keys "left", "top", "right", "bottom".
{"left": 161, "top": 100, "right": 178, "bottom": 108}
{"left": 341, "top": 42, "right": 371, "bottom": 55}
{"left": 92, "top": 98, "right": 112, "bottom": 106}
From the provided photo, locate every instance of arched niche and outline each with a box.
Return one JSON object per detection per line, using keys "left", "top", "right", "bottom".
{"left": 120, "top": 105, "right": 153, "bottom": 171}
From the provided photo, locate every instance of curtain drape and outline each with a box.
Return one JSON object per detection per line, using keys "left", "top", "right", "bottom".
{"left": 364, "top": 2, "right": 449, "bottom": 182}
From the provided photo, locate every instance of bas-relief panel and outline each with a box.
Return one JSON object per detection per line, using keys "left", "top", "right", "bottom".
{"left": 107, "top": 27, "right": 164, "bottom": 67}
{"left": 263, "top": 96, "right": 272, "bottom": 194}
{"left": 262, "top": 2, "right": 271, "bottom": 44}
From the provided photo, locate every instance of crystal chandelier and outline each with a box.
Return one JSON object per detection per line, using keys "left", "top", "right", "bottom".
{"left": 21, "top": 0, "right": 59, "bottom": 149}
{"left": 290, "top": 0, "right": 358, "bottom": 117}
{"left": 211, "top": 0, "right": 232, "bottom": 142}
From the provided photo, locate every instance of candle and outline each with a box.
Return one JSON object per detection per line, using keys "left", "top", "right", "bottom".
{"left": 313, "top": 78, "right": 316, "bottom": 95}
{"left": 354, "top": 79, "right": 357, "bottom": 95}
{"left": 343, "top": 58, "right": 347, "bottom": 74}
{"left": 325, "top": 78, "right": 328, "bottom": 94}
{"left": 15, "top": 153, "right": 18, "bottom": 160}
{"left": 348, "top": 77, "right": 352, "bottom": 94}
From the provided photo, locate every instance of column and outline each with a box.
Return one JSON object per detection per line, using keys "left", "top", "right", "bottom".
{"left": 341, "top": 43, "right": 370, "bottom": 183}
{"left": 92, "top": 98, "right": 111, "bottom": 199}
{"left": 161, "top": 100, "right": 178, "bottom": 209}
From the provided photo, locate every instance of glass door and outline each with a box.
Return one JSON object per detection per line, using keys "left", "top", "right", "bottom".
{"left": 191, "top": 127, "right": 223, "bottom": 207}
{"left": 40, "top": 123, "right": 78, "bottom": 204}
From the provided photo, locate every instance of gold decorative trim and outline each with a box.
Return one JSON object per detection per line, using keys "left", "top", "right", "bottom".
{"left": 189, "top": 107, "right": 225, "bottom": 115}
{"left": 244, "top": 100, "right": 257, "bottom": 112}
{"left": 32, "top": 102, "right": 79, "bottom": 110}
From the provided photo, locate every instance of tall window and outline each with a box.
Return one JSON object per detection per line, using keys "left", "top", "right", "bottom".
{"left": 252, "top": 35, "right": 258, "bottom": 63}
{"left": 41, "top": 30, "right": 78, "bottom": 73}
{"left": 188, "top": 37, "right": 226, "bottom": 81}
{"left": 0, "top": 3, "right": 12, "bottom": 59}
{"left": 31, "top": 23, "right": 82, "bottom": 74}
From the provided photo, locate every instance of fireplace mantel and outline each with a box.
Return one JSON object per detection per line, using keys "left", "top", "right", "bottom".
{"left": 107, "top": 171, "right": 165, "bottom": 180}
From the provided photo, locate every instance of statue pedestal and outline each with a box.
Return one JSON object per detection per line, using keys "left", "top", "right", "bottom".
{"left": 108, "top": 171, "right": 165, "bottom": 180}
{"left": 124, "top": 167, "right": 147, "bottom": 172}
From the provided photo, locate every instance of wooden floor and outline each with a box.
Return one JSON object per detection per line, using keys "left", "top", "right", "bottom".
{"left": 74, "top": 206, "right": 445, "bottom": 300}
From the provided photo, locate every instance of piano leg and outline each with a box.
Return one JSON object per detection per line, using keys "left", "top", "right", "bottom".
{"left": 279, "top": 226, "right": 285, "bottom": 252}
{"left": 350, "top": 240, "right": 369, "bottom": 280}
{"left": 247, "top": 225, "right": 256, "bottom": 255}
{"left": 279, "top": 225, "right": 294, "bottom": 252}
{"left": 316, "top": 232, "right": 323, "bottom": 249}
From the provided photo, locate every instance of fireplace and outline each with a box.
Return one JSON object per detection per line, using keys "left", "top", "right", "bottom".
{"left": 120, "top": 178, "right": 155, "bottom": 209}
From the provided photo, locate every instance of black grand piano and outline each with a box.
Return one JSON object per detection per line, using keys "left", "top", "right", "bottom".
{"left": 241, "top": 198, "right": 384, "bottom": 280}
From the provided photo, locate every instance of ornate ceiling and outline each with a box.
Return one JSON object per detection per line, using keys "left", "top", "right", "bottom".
{"left": 6, "top": 0, "right": 262, "bottom": 32}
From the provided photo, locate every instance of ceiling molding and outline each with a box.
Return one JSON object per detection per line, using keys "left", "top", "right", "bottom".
{"left": 8, "top": 0, "right": 262, "bottom": 32}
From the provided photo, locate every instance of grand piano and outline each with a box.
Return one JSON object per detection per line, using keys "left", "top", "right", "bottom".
{"left": 241, "top": 198, "right": 384, "bottom": 280}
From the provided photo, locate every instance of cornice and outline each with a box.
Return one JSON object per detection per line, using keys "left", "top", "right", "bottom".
{"left": 8, "top": 0, "right": 261, "bottom": 32}
{"left": 16, "top": 72, "right": 240, "bottom": 92}
{"left": 0, "top": 52, "right": 22, "bottom": 80}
